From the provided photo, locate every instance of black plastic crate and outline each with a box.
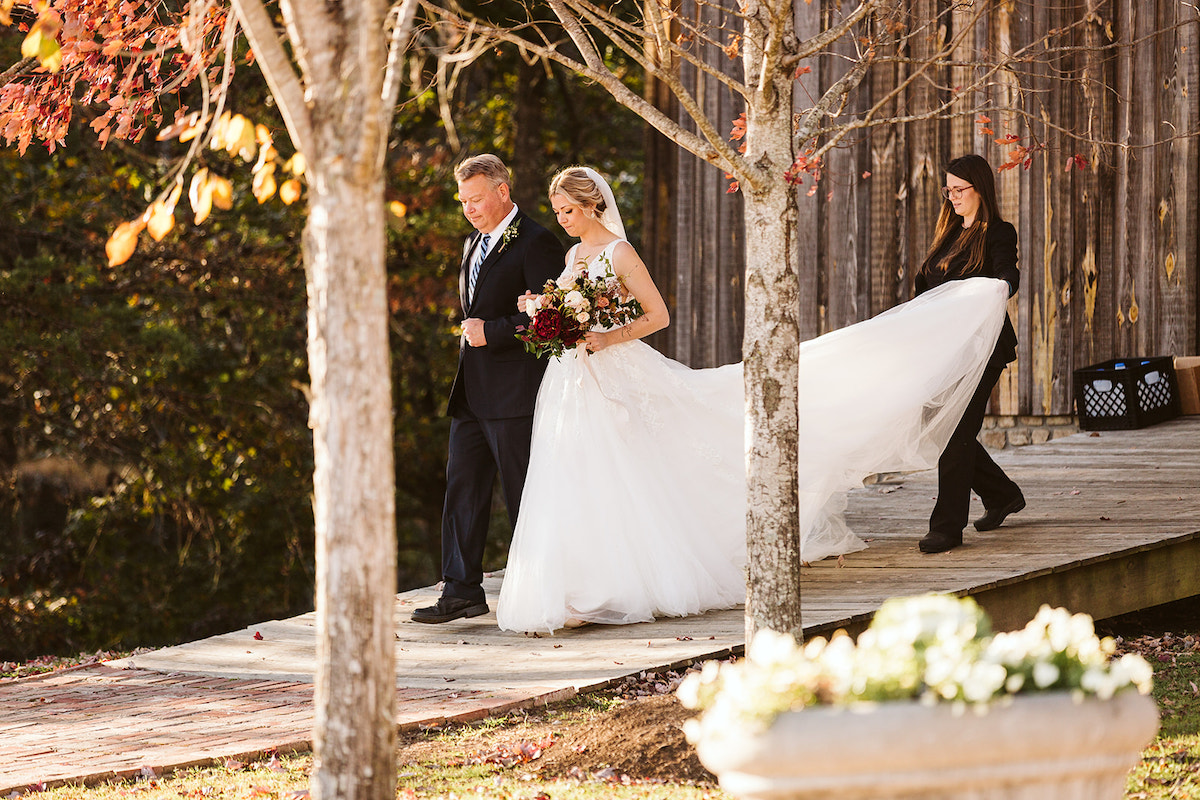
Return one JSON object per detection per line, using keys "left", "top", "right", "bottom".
{"left": 1073, "top": 356, "right": 1181, "bottom": 430}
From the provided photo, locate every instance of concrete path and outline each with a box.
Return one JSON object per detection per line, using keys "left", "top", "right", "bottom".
{"left": 0, "top": 575, "right": 743, "bottom": 794}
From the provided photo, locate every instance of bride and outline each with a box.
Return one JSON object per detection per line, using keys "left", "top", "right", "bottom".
{"left": 495, "top": 167, "right": 1010, "bottom": 634}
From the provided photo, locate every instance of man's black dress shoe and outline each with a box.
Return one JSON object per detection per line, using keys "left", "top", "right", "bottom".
{"left": 974, "top": 494, "right": 1026, "bottom": 532}
{"left": 411, "top": 596, "right": 489, "bottom": 624}
{"left": 918, "top": 530, "right": 963, "bottom": 554}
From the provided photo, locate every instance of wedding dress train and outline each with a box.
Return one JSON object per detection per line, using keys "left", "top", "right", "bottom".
{"left": 496, "top": 242, "right": 1010, "bottom": 633}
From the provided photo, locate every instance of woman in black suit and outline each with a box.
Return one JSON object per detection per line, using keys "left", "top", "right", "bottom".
{"left": 916, "top": 154, "right": 1025, "bottom": 554}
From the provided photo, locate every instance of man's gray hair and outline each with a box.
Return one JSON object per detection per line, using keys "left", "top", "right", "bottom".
{"left": 454, "top": 154, "right": 511, "bottom": 187}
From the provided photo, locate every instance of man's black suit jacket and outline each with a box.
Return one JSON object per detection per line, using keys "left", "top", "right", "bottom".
{"left": 915, "top": 219, "right": 1020, "bottom": 370}
{"left": 446, "top": 211, "right": 565, "bottom": 420}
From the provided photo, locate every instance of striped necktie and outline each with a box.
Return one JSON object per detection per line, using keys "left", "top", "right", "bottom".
{"left": 468, "top": 233, "right": 491, "bottom": 302}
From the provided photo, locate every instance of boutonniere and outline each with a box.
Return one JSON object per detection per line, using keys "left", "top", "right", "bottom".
{"left": 495, "top": 218, "right": 521, "bottom": 255}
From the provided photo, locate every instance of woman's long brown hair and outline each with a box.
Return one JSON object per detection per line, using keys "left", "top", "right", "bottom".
{"left": 919, "top": 154, "right": 1004, "bottom": 276}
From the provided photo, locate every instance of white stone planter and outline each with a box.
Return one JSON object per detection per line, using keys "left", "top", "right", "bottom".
{"left": 694, "top": 690, "right": 1158, "bottom": 800}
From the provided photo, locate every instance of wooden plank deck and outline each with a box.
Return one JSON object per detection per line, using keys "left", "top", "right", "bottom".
{"left": 804, "top": 415, "right": 1200, "bottom": 636}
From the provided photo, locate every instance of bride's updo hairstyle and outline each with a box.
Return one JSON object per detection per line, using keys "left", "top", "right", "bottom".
{"left": 548, "top": 167, "right": 607, "bottom": 216}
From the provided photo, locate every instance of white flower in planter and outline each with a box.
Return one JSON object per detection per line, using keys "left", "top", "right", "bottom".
{"left": 679, "top": 593, "right": 1154, "bottom": 737}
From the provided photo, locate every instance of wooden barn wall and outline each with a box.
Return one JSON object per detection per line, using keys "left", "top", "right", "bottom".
{"left": 664, "top": 0, "right": 746, "bottom": 369}
{"left": 665, "top": 0, "right": 1199, "bottom": 418}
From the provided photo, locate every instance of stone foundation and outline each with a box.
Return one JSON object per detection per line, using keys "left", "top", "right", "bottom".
{"left": 980, "top": 415, "right": 1079, "bottom": 449}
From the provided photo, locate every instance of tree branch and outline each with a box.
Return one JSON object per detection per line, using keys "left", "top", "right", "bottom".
{"left": 382, "top": 0, "right": 420, "bottom": 114}
{"left": 0, "top": 56, "right": 37, "bottom": 87}
{"left": 231, "top": 0, "right": 314, "bottom": 156}
{"left": 420, "top": 0, "right": 749, "bottom": 178}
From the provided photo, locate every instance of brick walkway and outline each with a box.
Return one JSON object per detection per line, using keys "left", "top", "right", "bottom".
{"left": 0, "top": 662, "right": 574, "bottom": 794}
{"left": 2, "top": 665, "right": 315, "bottom": 792}
{"left": 0, "top": 575, "right": 743, "bottom": 795}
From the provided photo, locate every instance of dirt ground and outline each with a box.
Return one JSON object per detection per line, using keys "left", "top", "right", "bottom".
{"left": 396, "top": 596, "right": 1200, "bottom": 786}
{"left": 397, "top": 673, "right": 716, "bottom": 784}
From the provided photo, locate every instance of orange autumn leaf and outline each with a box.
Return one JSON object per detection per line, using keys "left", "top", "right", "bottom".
{"left": 106, "top": 219, "right": 145, "bottom": 266}
{"left": 146, "top": 201, "right": 174, "bottom": 240}
{"left": 209, "top": 175, "right": 233, "bottom": 210}
{"left": 252, "top": 164, "right": 277, "bottom": 203}
{"left": 279, "top": 178, "right": 302, "bottom": 205}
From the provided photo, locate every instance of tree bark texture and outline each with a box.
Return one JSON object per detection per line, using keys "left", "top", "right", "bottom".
{"left": 269, "top": 1, "right": 398, "bottom": 798}
{"left": 741, "top": 0, "right": 803, "bottom": 642}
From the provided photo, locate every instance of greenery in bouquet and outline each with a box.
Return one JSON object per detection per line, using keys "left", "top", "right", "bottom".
{"left": 516, "top": 253, "right": 644, "bottom": 358}
{"left": 677, "top": 594, "right": 1154, "bottom": 737}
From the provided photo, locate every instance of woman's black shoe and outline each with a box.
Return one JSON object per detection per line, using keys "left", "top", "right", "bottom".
{"left": 918, "top": 531, "right": 963, "bottom": 553}
{"left": 974, "top": 494, "right": 1026, "bottom": 532}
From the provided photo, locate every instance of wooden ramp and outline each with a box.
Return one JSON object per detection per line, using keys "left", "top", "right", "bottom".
{"left": 804, "top": 415, "right": 1200, "bottom": 637}
{"left": 4, "top": 418, "right": 1198, "bottom": 793}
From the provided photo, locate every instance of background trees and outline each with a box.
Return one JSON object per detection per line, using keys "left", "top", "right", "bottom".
{"left": 0, "top": 4, "right": 646, "bottom": 663}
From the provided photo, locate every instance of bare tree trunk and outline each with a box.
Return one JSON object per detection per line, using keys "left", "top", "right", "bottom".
{"left": 742, "top": 180, "right": 802, "bottom": 641}
{"left": 306, "top": 174, "right": 397, "bottom": 800}
{"left": 741, "top": 0, "right": 802, "bottom": 641}
{"left": 262, "top": 1, "right": 398, "bottom": 797}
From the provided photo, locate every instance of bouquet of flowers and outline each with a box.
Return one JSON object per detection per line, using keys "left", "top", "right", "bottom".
{"left": 516, "top": 253, "right": 644, "bottom": 358}
{"left": 677, "top": 594, "right": 1153, "bottom": 736}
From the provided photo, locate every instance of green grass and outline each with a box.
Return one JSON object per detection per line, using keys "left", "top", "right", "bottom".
{"left": 1127, "top": 652, "right": 1200, "bottom": 799}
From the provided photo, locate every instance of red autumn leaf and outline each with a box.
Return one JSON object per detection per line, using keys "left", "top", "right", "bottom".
{"left": 729, "top": 112, "right": 746, "bottom": 141}
{"left": 253, "top": 631, "right": 263, "bottom": 640}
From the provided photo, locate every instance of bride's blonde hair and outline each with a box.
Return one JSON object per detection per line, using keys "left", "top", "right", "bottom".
{"left": 548, "top": 167, "right": 607, "bottom": 215}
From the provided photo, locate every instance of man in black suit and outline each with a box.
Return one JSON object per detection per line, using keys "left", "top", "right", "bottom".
{"left": 412, "top": 154, "right": 565, "bottom": 623}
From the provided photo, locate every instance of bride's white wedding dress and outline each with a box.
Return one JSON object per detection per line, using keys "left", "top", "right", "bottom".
{"left": 496, "top": 240, "right": 1010, "bottom": 633}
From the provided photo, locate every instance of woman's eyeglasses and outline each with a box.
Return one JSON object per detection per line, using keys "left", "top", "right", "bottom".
{"left": 941, "top": 185, "right": 973, "bottom": 200}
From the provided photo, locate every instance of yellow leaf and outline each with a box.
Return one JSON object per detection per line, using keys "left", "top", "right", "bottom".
{"left": 279, "top": 178, "right": 302, "bottom": 205}
{"left": 210, "top": 175, "right": 233, "bottom": 210}
{"left": 255, "top": 124, "right": 273, "bottom": 147}
{"left": 106, "top": 220, "right": 144, "bottom": 266}
{"left": 158, "top": 112, "right": 202, "bottom": 142}
{"left": 210, "top": 111, "right": 232, "bottom": 151}
{"left": 165, "top": 181, "right": 183, "bottom": 210}
{"left": 389, "top": 200, "right": 407, "bottom": 218}
{"left": 22, "top": 12, "right": 63, "bottom": 73}
{"left": 286, "top": 153, "right": 306, "bottom": 176}
{"left": 190, "top": 169, "right": 214, "bottom": 225}
{"left": 189, "top": 168, "right": 209, "bottom": 211}
{"left": 224, "top": 114, "right": 247, "bottom": 150}
{"left": 225, "top": 114, "right": 256, "bottom": 161}
{"left": 252, "top": 165, "right": 277, "bottom": 203}
{"left": 146, "top": 201, "right": 175, "bottom": 241}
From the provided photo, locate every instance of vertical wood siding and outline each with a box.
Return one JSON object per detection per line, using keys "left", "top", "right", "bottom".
{"left": 664, "top": 0, "right": 1199, "bottom": 417}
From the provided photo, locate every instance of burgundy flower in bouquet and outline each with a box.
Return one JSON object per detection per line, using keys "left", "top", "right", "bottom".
{"left": 516, "top": 254, "right": 643, "bottom": 359}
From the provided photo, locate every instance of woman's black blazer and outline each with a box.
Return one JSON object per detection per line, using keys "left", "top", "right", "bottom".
{"left": 915, "top": 219, "right": 1020, "bottom": 369}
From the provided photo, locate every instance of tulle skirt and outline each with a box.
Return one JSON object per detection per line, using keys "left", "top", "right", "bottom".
{"left": 496, "top": 277, "right": 1011, "bottom": 633}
